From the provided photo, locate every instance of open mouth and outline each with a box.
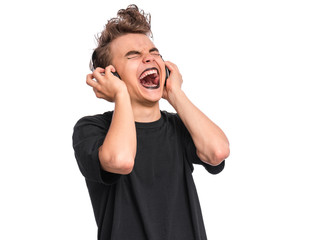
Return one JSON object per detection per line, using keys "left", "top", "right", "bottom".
{"left": 139, "top": 68, "right": 160, "bottom": 89}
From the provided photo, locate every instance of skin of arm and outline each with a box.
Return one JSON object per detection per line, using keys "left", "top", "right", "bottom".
{"left": 86, "top": 65, "right": 137, "bottom": 174}
{"left": 163, "top": 61, "right": 230, "bottom": 166}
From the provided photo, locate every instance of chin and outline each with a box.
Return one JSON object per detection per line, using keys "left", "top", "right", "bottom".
{"left": 138, "top": 83, "right": 164, "bottom": 104}
{"left": 141, "top": 89, "right": 163, "bottom": 104}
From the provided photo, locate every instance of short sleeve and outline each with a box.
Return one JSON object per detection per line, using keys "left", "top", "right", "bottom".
{"left": 72, "top": 112, "right": 120, "bottom": 185}
{"left": 177, "top": 115, "right": 225, "bottom": 175}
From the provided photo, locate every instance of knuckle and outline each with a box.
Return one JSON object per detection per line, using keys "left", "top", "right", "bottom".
{"left": 95, "top": 85, "right": 102, "bottom": 92}
{"left": 86, "top": 77, "right": 93, "bottom": 84}
{"left": 94, "top": 90, "right": 102, "bottom": 99}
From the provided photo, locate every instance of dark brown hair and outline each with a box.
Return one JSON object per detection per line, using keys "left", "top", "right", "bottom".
{"left": 90, "top": 4, "right": 152, "bottom": 70}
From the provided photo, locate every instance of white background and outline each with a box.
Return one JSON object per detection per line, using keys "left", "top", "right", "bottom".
{"left": 1, "top": 0, "right": 335, "bottom": 239}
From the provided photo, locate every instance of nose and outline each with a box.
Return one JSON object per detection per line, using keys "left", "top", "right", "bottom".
{"left": 142, "top": 53, "right": 155, "bottom": 63}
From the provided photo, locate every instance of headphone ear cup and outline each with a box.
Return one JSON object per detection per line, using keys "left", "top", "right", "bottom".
{"left": 112, "top": 71, "right": 121, "bottom": 79}
{"left": 160, "top": 55, "right": 170, "bottom": 86}
{"left": 165, "top": 66, "right": 170, "bottom": 86}
{"left": 90, "top": 50, "right": 97, "bottom": 72}
{"left": 91, "top": 50, "right": 121, "bottom": 79}
{"left": 165, "top": 66, "right": 170, "bottom": 80}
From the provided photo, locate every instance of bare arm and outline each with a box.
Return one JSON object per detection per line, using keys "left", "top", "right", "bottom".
{"left": 86, "top": 66, "right": 136, "bottom": 174}
{"left": 163, "top": 62, "right": 230, "bottom": 166}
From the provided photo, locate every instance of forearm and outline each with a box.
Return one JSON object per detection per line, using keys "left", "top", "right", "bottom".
{"left": 99, "top": 88, "right": 137, "bottom": 174}
{"left": 169, "top": 90, "right": 230, "bottom": 165}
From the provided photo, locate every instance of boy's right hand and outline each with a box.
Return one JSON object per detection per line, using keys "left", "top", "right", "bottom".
{"left": 86, "top": 65, "right": 128, "bottom": 102}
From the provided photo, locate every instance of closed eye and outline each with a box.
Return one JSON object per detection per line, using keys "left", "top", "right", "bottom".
{"left": 125, "top": 50, "right": 141, "bottom": 59}
{"left": 125, "top": 48, "right": 161, "bottom": 59}
{"left": 149, "top": 48, "right": 161, "bottom": 57}
{"left": 150, "top": 52, "right": 161, "bottom": 57}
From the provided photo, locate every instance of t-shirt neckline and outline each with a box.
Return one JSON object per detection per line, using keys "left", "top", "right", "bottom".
{"left": 135, "top": 111, "right": 164, "bottom": 129}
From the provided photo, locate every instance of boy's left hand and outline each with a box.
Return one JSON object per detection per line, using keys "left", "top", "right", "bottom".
{"left": 162, "top": 61, "right": 183, "bottom": 104}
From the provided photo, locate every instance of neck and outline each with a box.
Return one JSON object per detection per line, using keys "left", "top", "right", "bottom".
{"left": 131, "top": 101, "right": 161, "bottom": 123}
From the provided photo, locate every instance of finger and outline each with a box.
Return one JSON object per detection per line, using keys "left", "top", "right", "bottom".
{"left": 105, "top": 65, "right": 118, "bottom": 78}
{"left": 93, "top": 88, "right": 104, "bottom": 99}
{"left": 105, "top": 65, "right": 116, "bottom": 73}
{"left": 166, "top": 62, "right": 182, "bottom": 78}
{"left": 163, "top": 61, "right": 178, "bottom": 73}
{"left": 93, "top": 89, "right": 101, "bottom": 99}
{"left": 94, "top": 67, "right": 105, "bottom": 73}
{"left": 86, "top": 74, "right": 99, "bottom": 88}
{"left": 92, "top": 67, "right": 106, "bottom": 80}
{"left": 164, "top": 61, "right": 173, "bottom": 71}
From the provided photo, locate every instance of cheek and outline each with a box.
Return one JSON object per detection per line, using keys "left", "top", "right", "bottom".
{"left": 119, "top": 62, "right": 139, "bottom": 83}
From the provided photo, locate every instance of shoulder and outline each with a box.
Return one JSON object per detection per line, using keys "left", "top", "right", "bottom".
{"left": 161, "top": 110, "right": 183, "bottom": 125}
{"left": 73, "top": 111, "right": 113, "bottom": 142}
{"left": 160, "top": 111, "right": 187, "bottom": 135}
{"left": 74, "top": 111, "right": 113, "bottom": 129}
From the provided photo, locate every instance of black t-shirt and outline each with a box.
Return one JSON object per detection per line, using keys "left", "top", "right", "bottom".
{"left": 73, "top": 111, "right": 224, "bottom": 240}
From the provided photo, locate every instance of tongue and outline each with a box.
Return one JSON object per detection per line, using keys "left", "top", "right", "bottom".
{"left": 141, "top": 74, "right": 159, "bottom": 87}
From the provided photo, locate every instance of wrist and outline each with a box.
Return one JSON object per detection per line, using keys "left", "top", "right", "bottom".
{"left": 115, "top": 85, "right": 130, "bottom": 102}
{"left": 168, "top": 89, "right": 186, "bottom": 110}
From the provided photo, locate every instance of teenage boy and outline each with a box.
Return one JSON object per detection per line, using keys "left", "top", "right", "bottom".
{"left": 73, "top": 5, "right": 229, "bottom": 240}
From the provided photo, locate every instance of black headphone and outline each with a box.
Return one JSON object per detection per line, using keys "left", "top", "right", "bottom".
{"left": 90, "top": 50, "right": 121, "bottom": 79}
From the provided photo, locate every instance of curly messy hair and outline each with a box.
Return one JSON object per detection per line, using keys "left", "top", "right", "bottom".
{"left": 90, "top": 4, "right": 152, "bottom": 70}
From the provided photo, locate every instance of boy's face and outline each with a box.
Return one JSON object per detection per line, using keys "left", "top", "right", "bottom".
{"left": 110, "top": 33, "right": 166, "bottom": 106}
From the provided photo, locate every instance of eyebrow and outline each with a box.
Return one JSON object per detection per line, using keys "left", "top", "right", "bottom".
{"left": 124, "top": 48, "right": 160, "bottom": 57}
{"left": 149, "top": 47, "right": 160, "bottom": 53}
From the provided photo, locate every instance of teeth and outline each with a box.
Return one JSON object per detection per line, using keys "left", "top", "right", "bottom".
{"left": 140, "top": 69, "right": 158, "bottom": 80}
